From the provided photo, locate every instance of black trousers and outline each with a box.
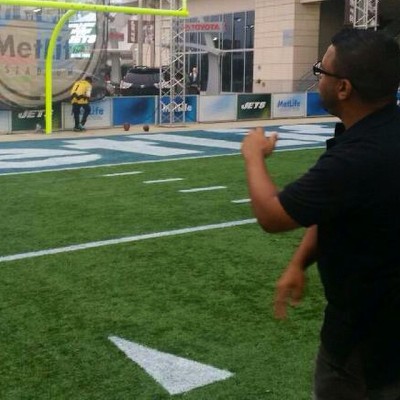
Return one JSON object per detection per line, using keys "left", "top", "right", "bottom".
{"left": 72, "top": 103, "right": 91, "bottom": 128}
{"left": 313, "top": 345, "right": 400, "bottom": 400}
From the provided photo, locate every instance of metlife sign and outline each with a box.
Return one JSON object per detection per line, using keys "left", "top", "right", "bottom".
{"left": 0, "top": 8, "right": 106, "bottom": 108}
{"left": 198, "top": 95, "right": 236, "bottom": 122}
{"left": 63, "top": 98, "right": 112, "bottom": 129}
{"left": 159, "top": 96, "right": 197, "bottom": 124}
{"left": 272, "top": 93, "right": 306, "bottom": 118}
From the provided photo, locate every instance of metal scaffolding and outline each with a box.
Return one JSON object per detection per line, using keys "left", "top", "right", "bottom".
{"left": 159, "top": 0, "right": 186, "bottom": 126}
{"left": 353, "top": 0, "right": 379, "bottom": 30}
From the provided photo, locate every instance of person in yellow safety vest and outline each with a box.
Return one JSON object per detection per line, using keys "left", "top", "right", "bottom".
{"left": 70, "top": 76, "right": 93, "bottom": 132}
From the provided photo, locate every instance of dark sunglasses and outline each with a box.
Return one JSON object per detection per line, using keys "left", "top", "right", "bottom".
{"left": 313, "top": 61, "right": 346, "bottom": 79}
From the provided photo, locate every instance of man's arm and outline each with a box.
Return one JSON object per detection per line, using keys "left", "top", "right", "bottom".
{"left": 242, "top": 127, "right": 318, "bottom": 318}
{"left": 86, "top": 83, "right": 92, "bottom": 99}
{"left": 274, "top": 225, "right": 318, "bottom": 319}
{"left": 241, "top": 127, "right": 299, "bottom": 233}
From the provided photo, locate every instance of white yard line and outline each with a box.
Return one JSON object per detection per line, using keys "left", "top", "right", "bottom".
{"left": 143, "top": 178, "right": 184, "bottom": 184}
{"left": 0, "top": 219, "right": 256, "bottom": 264}
{"left": 231, "top": 198, "right": 250, "bottom": 204}
{"left": 179, "top": 186, "right": 226, "bottom": 193}
{"left": 102, "top": 171, "right": 143, "bottom": 177}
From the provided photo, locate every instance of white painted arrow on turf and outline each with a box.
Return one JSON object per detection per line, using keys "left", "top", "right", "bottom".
{"left": 108, "top": 336, "right": 234, "bottom": 395}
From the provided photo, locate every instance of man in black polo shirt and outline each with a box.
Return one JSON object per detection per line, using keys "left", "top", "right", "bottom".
{"left": 241, "top": 29, "right": 400, "bottom": 399}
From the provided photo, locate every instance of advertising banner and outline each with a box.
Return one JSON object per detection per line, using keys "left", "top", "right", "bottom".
{"left": 198, "top": 95, "right": 236, "bottom": 122}
{"left": 184, "top": 22, "right": 225, "bottom": 33}
{"left": 0, "top": 110, "right": 11, "bottom": 133}
{"left": 306, "top": 92, "right": 330, "bottom": 117}
{"left": 159, "top": 95, "right": 197, "bottom": 124}
{"left": 0, "top": 7, "right": 107, "bottom": 108}
{"left": 113, "top": 96, "right": 156, "bottom": 126}
{"left": 63, "top": 98, "right": 112, "bottom": 130}
{"left": 237, "top": 94, "right": 271, "bottom": 120}
{"left": 12, "top": 103, "right": 61, "bottom": 131}
{"left": 272, "top": 93, "right": 306, "bottom": 118}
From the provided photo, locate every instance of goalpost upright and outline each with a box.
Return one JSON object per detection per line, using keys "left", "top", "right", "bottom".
{"left": 0, "top": 0, "right": 189, "bottom": 134}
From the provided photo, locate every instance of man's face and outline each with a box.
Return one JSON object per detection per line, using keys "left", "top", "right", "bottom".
{"left": 318, "top": 45, "right": 341, "bottom": 116}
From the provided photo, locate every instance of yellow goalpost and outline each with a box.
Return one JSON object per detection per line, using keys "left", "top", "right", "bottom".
{"left": 0, "top": 0, "right": 189, "bottom": 134}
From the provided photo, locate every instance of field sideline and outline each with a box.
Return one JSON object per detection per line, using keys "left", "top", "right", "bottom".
{"left": 0, "top": 120, "right": 332, "bottom": 399}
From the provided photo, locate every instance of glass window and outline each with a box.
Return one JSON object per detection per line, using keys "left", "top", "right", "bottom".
{"left": 183, "top": 10, "right": 254, "bottom": 94}
{"left": 245, "top": 11, "right": 255, "bottom": 49}
{"left": 221, "top": 52, "right": 232, "bottom": 92}
{"left": 232, "top": 51, "right": 244, "bottom": 92}
{"left": 199, "top": 29, "right": 207, "bottom": 46}
{"left": 244, "top": 51, "right": 254, "bottom": 92}
{"left": 212, "top": 34, "right": 220, "bottom": 49}
{"left": 233, "top": 12, "right": 245, "bottom": 50}
{"left": 200, "top": 53, "right": 208, "bottom": 92}
{"left": 210, "top": 14, "right": 221, "bottom": 22}
{"left": 210, "top": 14, "right": 222, "bottom": 49}
{"left": 222, "top": 13, "right": 233, "bottom": 50}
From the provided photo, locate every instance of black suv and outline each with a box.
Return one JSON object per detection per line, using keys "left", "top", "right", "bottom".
{"left": 119, "top": 66, "right": 166, "bottom": 96}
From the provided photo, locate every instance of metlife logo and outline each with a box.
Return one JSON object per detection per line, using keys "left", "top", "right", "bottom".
{"left": 160, "top": 96, "right": 197, "bottom": 124}
{"left": 62, "top": 99, "right": 112, "bottom": 130}
{"left": 161, "top": 102, "right": 193, "bottom": 113}
{"left": 272, "top": 93, "right": 306, "bottom": 118}
{"left": 90, "top": 106, "right": 105, "bottom": 117}
{"left": 277, "top": 99, "right": 301, "bottom": 109}
{"left": 0, "top": 9, "right": 107, "bottom": 108}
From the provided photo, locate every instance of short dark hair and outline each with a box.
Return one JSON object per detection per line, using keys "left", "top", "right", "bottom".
{"left": 331, "top": 28, "right": 400, "bottom": 102}
{"left": 85, "top": 76, "right": 93, "bottom": 83}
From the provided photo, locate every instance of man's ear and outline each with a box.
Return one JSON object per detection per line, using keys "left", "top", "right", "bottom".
{"left": 337, "top": 79, "right": 353, "bottom": 100}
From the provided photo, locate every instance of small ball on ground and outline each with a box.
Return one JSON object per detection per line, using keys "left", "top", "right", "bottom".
{"left": 123, "top": 123, "right": 130, "bottom": 131}
{"left": 143, "top": 124, "right": 150, "bottom": 132}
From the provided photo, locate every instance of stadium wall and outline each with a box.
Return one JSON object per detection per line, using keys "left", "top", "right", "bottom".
{"left": 1, "top": 91, "right": 333, "bottom": 133}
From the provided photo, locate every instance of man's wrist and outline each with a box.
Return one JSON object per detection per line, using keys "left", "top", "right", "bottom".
{"left": 244, "top": 151, "right": 266, "bottom": 164}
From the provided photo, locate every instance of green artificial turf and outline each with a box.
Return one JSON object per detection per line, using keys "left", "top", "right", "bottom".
{"left": 0, "top": 149, "right": 326, "bottom": 399}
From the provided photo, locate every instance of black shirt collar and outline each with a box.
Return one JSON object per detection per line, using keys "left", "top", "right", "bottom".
{"left": 326, "top": 102, "right": 399, "bottom": 149}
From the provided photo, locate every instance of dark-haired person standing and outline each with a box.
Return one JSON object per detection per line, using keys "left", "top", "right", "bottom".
{"left": 188, "top": 66, "right": 200, "bottom": 94}
{"left": 241, "top": 28, "right": 400, "bottom": 399}
{"left": 70, "top": 76, "right": 92, "bottom": 132}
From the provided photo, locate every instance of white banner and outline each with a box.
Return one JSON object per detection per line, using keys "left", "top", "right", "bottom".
{"left": 199, "top": 95, "right": 237, "bottom": 122}
{"left": 62, "top": 98, "right": 112, "bottom": 130}
{"left": 271, "top": 93, "right": 306, "bottom": 119}
{"left": 0, "top": 110, "right": 11, "bottom": 133}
